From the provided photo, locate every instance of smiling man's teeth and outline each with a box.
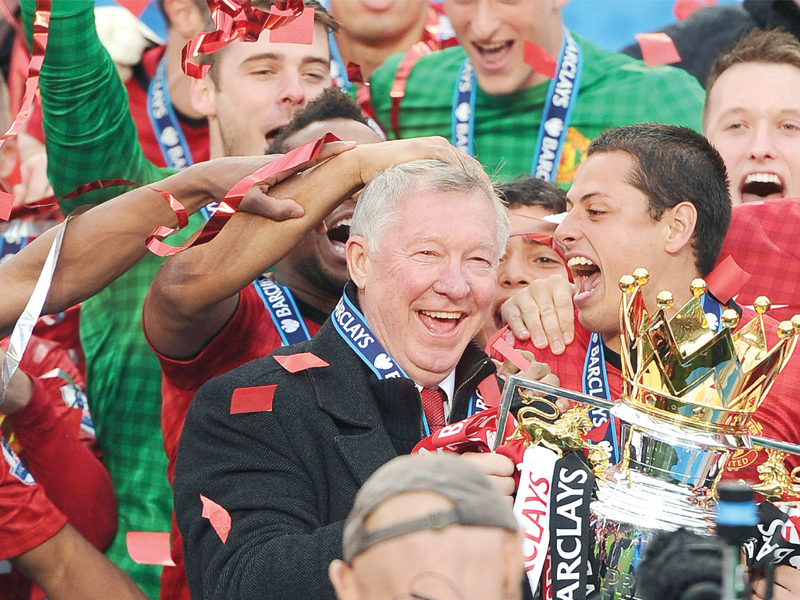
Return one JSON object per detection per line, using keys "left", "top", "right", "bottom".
{"left": 567, "top": 256, "right": 596, "bottom": 268}
{"left": 477, "top": 42, "right": 507, "bottom": 51}
{"left": 745, "top": 173, "right": 781, "bottom": 185}
{"left": 420, "top": 310, "right": 462, "bottom": 320}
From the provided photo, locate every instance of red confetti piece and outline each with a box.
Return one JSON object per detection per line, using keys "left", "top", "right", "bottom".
{"left": 673, "top": 0, "right": 717, "bottom": 21}
{"left": 346, "top": 62, "right": 364, "bottom": 85}
{"left": 492, "top": 337, "right": 532, "bottom": 373}
{"left": 230, "top": 384, "right": 277, "bottom": 414}
{"left": 0, "top": 192, "right": 12, "bottom": 221}
{"left": 484, "top": 324, "right": 509, "bottom": 357}
{"left": 269, "top": 6, "right": 314, "bottom": 44}
{"left": 181, "top": 0, "right": 304, "bottom": 80}
{"left": 705, "top": 255, "right": 750, "bottom": 304}
{"left": 634, "top": 32, "right": 681, "bottom": 67}
{"left": 477, "top": 375, "right": 501, "bottom": 409}
{"left": 126, "top": 532, "right": 176, "bottom": 566}
{"left": 522, "top": 41, "right": 557, "bottom": 79}
{"left": 200, "top": 494, "right": 231, "bottom": 544}
{"left": 273, "top": 352, "right": 329, "bottom": 373}
{"left": 147, "top": 132, "right": 340, "bottom": 257}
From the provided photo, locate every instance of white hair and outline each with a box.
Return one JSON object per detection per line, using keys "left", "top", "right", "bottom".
{"left": 350, "top": 159, "right": 510, "bottom": 260}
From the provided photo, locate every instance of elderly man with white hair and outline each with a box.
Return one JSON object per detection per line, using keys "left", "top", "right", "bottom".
{"left": 174, "top": 156, "right": 559, "bottom": 600}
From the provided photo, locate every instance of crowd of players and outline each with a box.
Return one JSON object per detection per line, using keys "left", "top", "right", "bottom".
{"left": 2, "top": 1, "right": 800, "bottom": 599}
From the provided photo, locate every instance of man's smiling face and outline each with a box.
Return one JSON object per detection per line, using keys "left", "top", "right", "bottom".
{"left": 348, "top": 188, "right": 499, "bottom": 387}
{"left": 705, "top": 62, "right": 800, "bottom": 205}
{"left": 556, "top": 151, "right": 672, "bottom": 339}
{"left": 443, "top": 0, "right": 566, "bottom": 95}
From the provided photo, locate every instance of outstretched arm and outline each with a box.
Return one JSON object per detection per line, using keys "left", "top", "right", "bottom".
{"left": 14, "top": 523, "right": 149, "bottom": 600}
{"left": 145, "top": 137, "right": 467, "bottom": 359}
{"left": 0, "top": 153, "right": 314, "bottom": 338}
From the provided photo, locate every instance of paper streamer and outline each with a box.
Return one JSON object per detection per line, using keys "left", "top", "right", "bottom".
{"left": 181, "top": 0, "right": 305, "bottom": 79}
{"left": 673, "top": 0, "right": 717, "bottom": 21}
{"left": 200, "top": 494, "right": 232, "bottom": 544}
{"left": 346, "top": 62, "right": 364, "bottom": 85}
{"left": 705, "top": 255, "right": 750, "bottom": 304}
{"left": 273, "top": 352, "right": 329, "bottom": 373}
{"left": 634, "top": 32, "right": 681, "bottom": 67}
{"left": 0, "top": 0, "right": 52, "bottom": 221}
{"left": 230, "top": 384, "right": 277, "bottom": 414}
{"left": 269, "top": 5, "right": 314, "bottom": 44}
{"left": 1, "top": 216, "right": 67, "bottom": 405}
{"left": 523, "top": 41, "right": 557, "bottom": 79}
{"left": 492, "top": 336, "right": 533, "bottom": 373}
{"left": 146, "top": 132, "right": 340, "bottom": 256}
{"left": 126, "top": 532, "right": 176, "bottom": 566}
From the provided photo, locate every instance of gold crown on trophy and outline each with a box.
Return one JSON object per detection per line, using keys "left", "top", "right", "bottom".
{"left": 618, "top": 268, "right": 800, "bottom": 435}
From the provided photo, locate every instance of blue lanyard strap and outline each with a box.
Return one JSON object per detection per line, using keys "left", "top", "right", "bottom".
{"left": 332, "top": 284, "right": 482, "bottom": 436}
{"left": 701, "top": 292, "right": 724, "bottom": 332}
{"left": 252, "top": 276, "right": 313, "bottom": 346}
{"left": 583, "top": 332, "right": 620, "bottom": 464}
{"left": 147, "top": 56, "right": 195, "bottom": 172}
{"left": 451, "top": 27, "right": 583, "bottom": 183}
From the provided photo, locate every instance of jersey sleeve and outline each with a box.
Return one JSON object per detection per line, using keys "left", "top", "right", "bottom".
{"left": 0, "top": 435, "right": 67, "bottom": 562}
{"left": 20, "top": 0, "right": 169, "bottom": 213}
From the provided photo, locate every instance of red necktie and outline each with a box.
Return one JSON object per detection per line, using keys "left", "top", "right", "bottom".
{"left": 421, "top": 387, "right": 447, "bottom": 434}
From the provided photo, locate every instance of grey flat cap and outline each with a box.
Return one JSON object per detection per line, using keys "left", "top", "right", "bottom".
{"left": 343, "top": 454, "right": 519, "bottom": 562}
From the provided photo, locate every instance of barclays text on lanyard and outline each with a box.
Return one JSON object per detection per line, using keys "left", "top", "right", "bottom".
{"left": 253, "top": 275, "right": 313, "bottom": 346}
{"left": 147, "top": 57, "right": 220, "bottom": 219}
{"left": 583, "top": 293, "right": 725, "bottom": 464}
{"left": 451, "top": 27, "right": 583, "bottom": 183}
{"left": 332, "top": 283, "right": 483, "bottom": 436}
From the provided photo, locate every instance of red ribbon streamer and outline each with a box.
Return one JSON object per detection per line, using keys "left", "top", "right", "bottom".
{"left": 181, "top": 0, "right": 305, "bottom": 79}
{"left": 0, "top": 0, "right": 51, "bottom": 221}
{"left": 146, "top": 132, "right": 340, "bottom": 256}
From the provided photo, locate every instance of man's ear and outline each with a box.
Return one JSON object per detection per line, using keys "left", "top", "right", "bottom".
{"left": 189, "top": 76, "right": 217, "bottom": 118}
{"left": 329, "top": 559, "right": 360, "bottom": 600}
{"left": 663, "top": 201, "right": 697, "bottom": 256}
{"left": 346, "top": 236, "right": 369, "bottom": 290}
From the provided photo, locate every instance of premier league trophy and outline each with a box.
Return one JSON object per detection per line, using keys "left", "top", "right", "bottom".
{"left": 505, "top": 268, "right": 800, "bottom": 600}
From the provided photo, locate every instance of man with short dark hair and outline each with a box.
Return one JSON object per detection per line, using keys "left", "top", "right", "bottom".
{"left": 478, "top": 177, "right": 567, "bottom": 345}
{"left": 500, "top": 123, "right": 800, "bottom": 485}
{"left": 703, "top": 28, "right": 800, "bottom": 206}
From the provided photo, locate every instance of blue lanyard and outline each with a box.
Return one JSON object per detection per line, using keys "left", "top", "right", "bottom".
{"left": 583, "top": 332, "right": 620, "bottom": 464}
{"left": 0, "top": 235, "right": 28, "bottom": 261}
{"left": 451, "top": 27, "right": 583, "bottom": 182}
{"left": 701, "top": 293, "right": 724, "bottom": 332}
{"left": 332, "top": 284, "right": 482, "bottom": 436}
{"left": 329, "top": 31, "right": 350, "bottom": 90}
{"left": 252, "top": 276, "right": 313, "bottom": 346}
{"left": 147, "top": 57, "right": 195, "bottom": 172}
